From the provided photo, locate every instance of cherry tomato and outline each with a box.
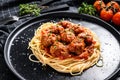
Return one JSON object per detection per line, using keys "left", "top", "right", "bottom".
{"left": 112, "top": 12, "right": 120, "bottom": 26}
{"left": 93, "top": 0, "right": 106, "bottom": 12}
{"left": 106, "top": 1, "right": 120, "bottom": 12}
{"left": 100, "top": 8, "right": 113, "bottom": 22}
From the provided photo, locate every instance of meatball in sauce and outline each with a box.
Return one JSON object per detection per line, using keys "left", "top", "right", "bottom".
{"left": 40, "top": 21, "right": 96, "bottom": 60}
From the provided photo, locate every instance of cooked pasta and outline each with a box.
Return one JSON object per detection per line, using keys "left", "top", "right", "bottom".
{"left": 29, "top": 20, "right": 101, "bottom": 75}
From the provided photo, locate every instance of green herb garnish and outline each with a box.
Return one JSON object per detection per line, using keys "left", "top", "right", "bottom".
{"left": 53, "top": 45, "right": 57, "bottom": 49}
{"left": 69, "top": 29, "right": 74, "bottom": 33}
{"left": 78, "top": 2, "right": 97, "bottom": 16}
{"left": 19, "top": 4, "right": 41, "bottom": 16}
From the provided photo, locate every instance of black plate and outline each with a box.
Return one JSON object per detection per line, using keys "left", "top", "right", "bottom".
{"left": 4, "top": 12, "right": 120, "bottom": 80}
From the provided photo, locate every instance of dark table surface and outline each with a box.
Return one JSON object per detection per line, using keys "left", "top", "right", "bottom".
{"left": 0, "top": 0, "right": 120, "bottom": 80}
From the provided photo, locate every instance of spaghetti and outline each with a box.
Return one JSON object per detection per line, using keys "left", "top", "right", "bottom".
{"left": 29, "top": 20, "right": 101, "bottom": 75}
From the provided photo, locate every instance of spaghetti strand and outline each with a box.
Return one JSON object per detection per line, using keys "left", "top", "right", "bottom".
{"left": 29, "top": 21, "right": 101, "bottom": 75}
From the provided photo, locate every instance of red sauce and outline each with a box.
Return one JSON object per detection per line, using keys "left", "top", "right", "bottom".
{"left": 41, "top": 21, "right": 96, "bottom": 60}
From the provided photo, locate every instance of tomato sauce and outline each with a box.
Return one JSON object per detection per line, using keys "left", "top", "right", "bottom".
{"left": 41, "top": 21, "right": 96, "bottom": 60}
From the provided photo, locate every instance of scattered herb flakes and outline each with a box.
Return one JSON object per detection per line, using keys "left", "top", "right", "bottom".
{"left": 53, "top": 45, "right": 57, "bottom": 49}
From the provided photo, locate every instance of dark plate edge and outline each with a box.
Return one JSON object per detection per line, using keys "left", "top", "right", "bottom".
{"left": 4, "top": 11, "right": 120, "bottom": 80}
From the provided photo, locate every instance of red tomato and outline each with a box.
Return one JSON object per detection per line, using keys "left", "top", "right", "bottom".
{"left": 100, "top": 8, "right": 113, "bottom": 22}
{"left": 93, "top": 0, "right": 106, "bottom": 12}
{"left": 106, "top": 1, "right": 120, "bottom": 12}
{"left": 112, "top": 12, "right": 120, "bottom": 26}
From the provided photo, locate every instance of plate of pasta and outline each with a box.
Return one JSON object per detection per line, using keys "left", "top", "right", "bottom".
{"left": 4, "top": 12, "right": 120, "bottom": 80}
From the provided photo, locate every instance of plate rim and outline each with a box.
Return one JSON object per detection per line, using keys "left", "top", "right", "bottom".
{"left": 4, "top": 11, "right": 120, "bottom": 80}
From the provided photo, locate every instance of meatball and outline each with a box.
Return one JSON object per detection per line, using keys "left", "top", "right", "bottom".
{"left": 77, "top": 32, "right": 87, "bottom": 38}
{"left": 78, "top": 33, "right": 93, "bottom": 46}
{"left": 60, "top": 28, "right": 75, "bottom": 43}
{"left": 50, "top": 41, "right": 70, "bottom": 59}
{"left": 72, "top": 24, "right": 84, "bottom": 34}
{"left": 41, "top": 30, "right": 57, "bottom": 47}
{"left": 68, "top": 38, "right": 85, "bottom": 55}
{"left": 58, "top": 20, "right": 73, "bottom": 28}
{"left": 50, "top": 25, "right": 64, "bottom": 34}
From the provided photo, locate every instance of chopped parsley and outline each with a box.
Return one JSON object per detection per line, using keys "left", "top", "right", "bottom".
{"left": 78, "top": 2, "right": 97, "bottom": 16}
{"left": 53, "top": 45, "right": 57, "bottom": 49}
{"left": 19, "top": 4, "right": 41, "bottom": 16}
